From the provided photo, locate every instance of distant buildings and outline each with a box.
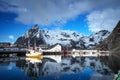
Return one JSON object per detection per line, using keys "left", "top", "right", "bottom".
{"left": 0, "top": 42, "right": 11, "bottom": 47}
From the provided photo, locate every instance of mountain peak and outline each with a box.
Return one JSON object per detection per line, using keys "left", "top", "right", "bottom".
{"left": 15, "top": 25, "right": 110, "bottom": 49}
{"left": 95, "top": 30, "right": 110, "bottom": 36}
{"left": 94, "top": 21, "right": 120, "bottom": 50}
{"left": 112, "top": 20, "right": 120, "bottom": 33}
{"left": 32, "top": 24, "right": 39, "bottom": 29}
{"left": 94, "top": 20, "right": 120, "bottom": 73}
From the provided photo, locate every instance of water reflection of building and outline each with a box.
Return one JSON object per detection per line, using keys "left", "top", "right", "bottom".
{"left": 0, "top": 57, "right": 43, "bottom": 80}
{"left": 16, "top": 58, "right": 43, "bottom": 80}
{"left": 0, "top": 58, "right": 31, "bottom": 80}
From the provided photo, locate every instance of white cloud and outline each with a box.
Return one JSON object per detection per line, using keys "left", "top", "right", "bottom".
{"left": 0, "top": 0, "right": 120, "bottom": 34}
{"left": 8, "top": 35, "right": 14, "bottom": 39}
{"left": 87, "top": 8, "right": 120, "bottom": 32}
{"left": 0, "top": 0, "right": 120, "bottom": 26}
{"left": 13, "top": 0, "right": 92, "bottom": 26}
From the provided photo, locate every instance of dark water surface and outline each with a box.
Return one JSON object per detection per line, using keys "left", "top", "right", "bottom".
{"left": 0, "top": 57, "right": 114, "bottom": 80}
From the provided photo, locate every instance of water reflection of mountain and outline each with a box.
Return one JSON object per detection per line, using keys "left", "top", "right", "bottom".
{"left": 0, "top": 57, "right": 114, "bottom": 80}
{"left": 0, "top": 57, "right": 43, "bottom": 80}
{"left": 16, "top": 58, "right": 42, "bottom": 80}
{"left": 0, "top": 59, "right": 31, "bottom": 80}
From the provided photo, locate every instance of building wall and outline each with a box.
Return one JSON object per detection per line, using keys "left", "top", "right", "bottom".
{"left": 42, "top": 44, "right": 62, "bottom": 52}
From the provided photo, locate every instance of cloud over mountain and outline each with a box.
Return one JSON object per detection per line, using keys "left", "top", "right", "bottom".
{"left": 8, "top": 35, "right": 14, "bottom": 39}
{"left": 0, "top": 0, "right": 120, "bottom": 32}
{"left": 87, "top": 8, "right": 120, "bottom": 32}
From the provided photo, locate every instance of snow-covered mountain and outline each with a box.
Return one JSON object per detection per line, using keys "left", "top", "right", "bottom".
{"left": 15, "top": 24, "right": 110, "bottom": 49}
{"left": 80, "top": 30, "right": 110, "bottom": 49}
{"left": 94, "top": 21, "right": 120, "bottom": 73}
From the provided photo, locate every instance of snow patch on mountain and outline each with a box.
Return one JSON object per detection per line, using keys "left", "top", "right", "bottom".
{"left": 81, "top": 30, "right": 110, "bottom": 48}
{"left": 42, "top": 29, "right": 83, "bottom": 45}
{"left": 15, "top": 25, "right": 111, "bottom": 49}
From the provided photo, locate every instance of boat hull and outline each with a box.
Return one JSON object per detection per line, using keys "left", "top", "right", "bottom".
{"left": 26, "top": 54, "right": 43, "bottom": 59}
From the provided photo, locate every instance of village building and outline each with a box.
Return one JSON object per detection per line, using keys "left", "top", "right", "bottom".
{"left": 0, "top": 42, "right": 11, "bottom": 47}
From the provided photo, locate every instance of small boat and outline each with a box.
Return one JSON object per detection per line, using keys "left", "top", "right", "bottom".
{"left": 26, "top": 50, "right": 43, "bottom": 59}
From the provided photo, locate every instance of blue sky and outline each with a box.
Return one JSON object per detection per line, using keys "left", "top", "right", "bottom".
{"left": 0, "top": 0, "right": 120, "bottom": 42}
{"left": 0, "top": 12, "right": 91, "bottom": 42}
{"left": 0, "top": 12, "right": 29, "bottom": 42}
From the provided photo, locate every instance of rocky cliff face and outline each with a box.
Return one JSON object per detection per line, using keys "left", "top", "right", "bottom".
{"left": 95, "top": 21, "right": 120, "bottom": 50}
{"left": 14, "top": 24, "right": 110, "bottom": 49}
{"left": 15, "top": 24, "right": 46, "bottom": 47}
{"left": 95, "top": 21, "right": 120, "bottom": 73}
